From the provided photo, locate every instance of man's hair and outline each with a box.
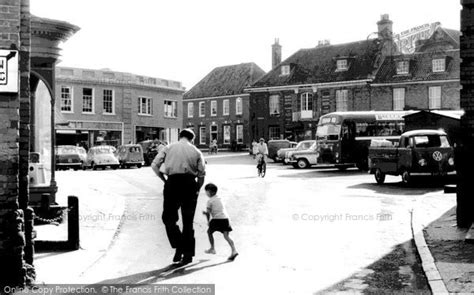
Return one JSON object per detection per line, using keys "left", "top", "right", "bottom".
{"left": 179, "top": 128, "right": 195, "bottom": 141}
{"left": 204, "top": 183, "right": 218, "bottom": 195}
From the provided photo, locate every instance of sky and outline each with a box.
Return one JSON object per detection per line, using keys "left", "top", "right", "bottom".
{"left": 31, "top": 0, "right": 461, "bottom": 90}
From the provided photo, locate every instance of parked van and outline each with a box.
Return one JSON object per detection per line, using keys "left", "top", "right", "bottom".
{"left": 115, "top": 144, "right": 144, "bottom": 168}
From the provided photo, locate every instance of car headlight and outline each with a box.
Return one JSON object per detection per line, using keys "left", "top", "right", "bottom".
{"left": 448, "top": 157, "right": 455, "bottom": 166}
{"left": 418, "top": 159, "right": 427, "bottom": 166}
{"left": 335, "top": 152, "right": 339, "bottom": 158}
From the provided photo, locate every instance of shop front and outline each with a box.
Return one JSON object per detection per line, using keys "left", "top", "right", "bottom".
{"left": 56, "top": 120, "right": 123, "bottom": 149}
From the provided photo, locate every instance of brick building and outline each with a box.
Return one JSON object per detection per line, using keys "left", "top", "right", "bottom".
{"left": 246, "top": 15, "right": 461, "bottom": 142}
{"left": 0, "top": 1, "right": 78, "bottom": 287}
{"left": 372, "top": 27, "right": 460, "bottom": 111}
{"left": 246, "top": 15, "right": 398, "bottom": 142}
{"left": 183, "top": 63, "right": 265, "bottom": 150}
{"left": 55, "top": 67, "right": 185, "bottom": 148}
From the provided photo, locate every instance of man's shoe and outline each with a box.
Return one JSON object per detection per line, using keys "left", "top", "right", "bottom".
{"left": 180, "top": 256, "right": 193, "bottom": 266}
{"left": 173, "top": 250, "right": 182, "bottom": 263}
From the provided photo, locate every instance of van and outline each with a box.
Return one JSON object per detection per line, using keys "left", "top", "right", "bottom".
{"left": 115, "top": 144, "right": 145, "bottom": 168}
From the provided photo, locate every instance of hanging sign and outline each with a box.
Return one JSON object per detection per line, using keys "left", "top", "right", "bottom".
{"left": 0, "top": 50, "right": 18, "bottom": 93}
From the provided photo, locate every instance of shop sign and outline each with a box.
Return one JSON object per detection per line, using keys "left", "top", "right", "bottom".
{"left": 394, "top": 22, "right": 440, "bottom": 54}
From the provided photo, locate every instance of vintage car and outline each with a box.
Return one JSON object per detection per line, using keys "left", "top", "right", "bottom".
{"left": 83, "top": 145, "right": 120, "bottom": 170}
{"left": 267, "top": 139, "right": 297, "bottom": 162}
{"left": 277, "top": 140, "right": 316, "bottom": 163}
{"left": 288, "top": 141, "right": 319, "bottom": 169}
{"left": 55, "top": 145, "right": 87, "bottom": 170}
{"left": 115, "top": 144, "right": 144, "bottom": 168}
{"left": 368, "top": 129, "right": 455, "bottom": 184}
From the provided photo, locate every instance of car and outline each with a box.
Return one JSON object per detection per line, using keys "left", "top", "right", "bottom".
{"left": 138, "top": 140, "right": 163, "bottom": 166}
{"left": 55, "top": 145, "right": 86, "bottom": 171}
{"left": 277, "top": 140, "right": 316, "bottom": 163}
{"left": 83, "top": 145, "right": 120, "bottom": 170}
{"left": 267, "top": 139, "right": 297, "bottom": 162}
{"left": 288, "top": 142, "right": 319, "bottom": 169}
{"left": 115, "top": 144, "right": 144, "bottom": 168}
{"left": 368, "top": 129, "right": 455, "bottom": 184}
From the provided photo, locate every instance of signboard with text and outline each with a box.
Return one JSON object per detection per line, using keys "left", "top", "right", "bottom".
{"left": 394, "top": 22, "right": 440, "bottom": 54}
{"left": 0, "top": 49, "right": 18, "bottom": 93}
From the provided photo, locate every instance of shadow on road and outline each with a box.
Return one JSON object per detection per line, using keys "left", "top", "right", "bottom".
{"left": 348, "top": 176, "right": 456, "bottom": 196}
{"left": 278, "top": 168, "right": 366, "bottom": 179}
{"left": 89, "top": 259, "right": 232, "bottom": 284}
{"left": 316, "top": 239, "right": 429, "bottom": 294}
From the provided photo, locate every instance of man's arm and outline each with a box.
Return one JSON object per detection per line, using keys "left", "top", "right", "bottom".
{"left": 151, "top": 149, "right": 167, "bottom": 183}
{"left": 196, "top": 151, "right": 206, "bottom": 194}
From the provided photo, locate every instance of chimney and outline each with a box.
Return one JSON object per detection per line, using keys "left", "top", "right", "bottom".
{"left": 377, "top": 14, "right": 393, "bottom": 40}
{"left": 272, "top": 38, "right": 282, "bottom": 69}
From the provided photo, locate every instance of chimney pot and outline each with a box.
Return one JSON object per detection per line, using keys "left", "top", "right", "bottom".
{"left": 272, "top": 38, "right": 282, "bottom": 69}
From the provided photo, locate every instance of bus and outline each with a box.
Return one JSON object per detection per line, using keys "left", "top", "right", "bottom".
{"left": 315, "top": 111, "right": 415, "bottom": 170}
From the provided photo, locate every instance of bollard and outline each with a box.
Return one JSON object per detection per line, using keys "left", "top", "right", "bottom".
{"left": 67, "top": 196, "right": 80, "bottom": 250}
{"left": 40, "top": 193, "right": 50, "bottom": 212}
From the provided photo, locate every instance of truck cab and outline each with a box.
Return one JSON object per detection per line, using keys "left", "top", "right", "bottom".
{"left": 368, "top": 130, "right": 455, "bottom": 184}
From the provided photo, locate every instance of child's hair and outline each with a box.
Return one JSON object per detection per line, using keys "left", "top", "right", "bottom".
{"left": 204, "top": 183, "right": 218, "bottom": 195}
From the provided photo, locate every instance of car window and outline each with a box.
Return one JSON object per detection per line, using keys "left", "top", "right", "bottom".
{"left": 413, "top": 135, "right": 450, "bottom": 148}
{"left": 57, "top": 146, "right": 77, "bottom": 154}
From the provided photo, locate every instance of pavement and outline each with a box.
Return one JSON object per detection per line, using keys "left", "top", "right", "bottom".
{"left": 412, "top": 190, "right": 474, "bottom": 294}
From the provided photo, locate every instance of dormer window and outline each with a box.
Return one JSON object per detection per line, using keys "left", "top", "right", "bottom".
{"left": 336, "top": 59, "right": 348, "bottom": 71}
{"left": 432, "top": 58, "right": 446, "bottom": 72}
{"left": 281, "top": 65, "right": 290, "bottom": 76}
{"left": 396, "top": 60, "right": 409, "bottom": 75}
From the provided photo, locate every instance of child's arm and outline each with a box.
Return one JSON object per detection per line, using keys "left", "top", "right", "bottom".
{"left": 202, "top": 206, "right": 211, "bottom": 222}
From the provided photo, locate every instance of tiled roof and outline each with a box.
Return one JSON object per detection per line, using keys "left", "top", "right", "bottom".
{"left": 183, "top": 63, "right": 266, "bottom": 99}
{"left": 373, "top": 49, "right": 460, "bottom": 84}
{"left": 250, "top": 39, "right": 384, "bottom": 88}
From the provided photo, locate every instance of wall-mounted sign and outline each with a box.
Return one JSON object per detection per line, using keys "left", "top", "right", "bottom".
{"left": 394, "top": 22, "right": 440, "bottom": 54}
{"left": 0, "top": 50, "right": 19, "bottom": 93}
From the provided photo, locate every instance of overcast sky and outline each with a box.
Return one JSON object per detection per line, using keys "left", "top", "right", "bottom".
{"left": 31, "top": 0, "right": 461, "bottom": 90}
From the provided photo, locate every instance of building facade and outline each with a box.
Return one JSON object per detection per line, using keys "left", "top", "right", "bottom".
{"left": 55, "top": 67, "right": 185, "bottom": 148}
{"left": 246, "top": 15, "right": 461, "bottom": 142}
{"left": 183, "top": 63, "right": 265, "bottom": 150}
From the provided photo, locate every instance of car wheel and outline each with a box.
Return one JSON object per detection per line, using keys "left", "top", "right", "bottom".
{"left": 91, "top": 162, "right": 97, "bottom": 170}
{"left": 292, "top": 163, "right": 299, "bottom": 169}
{"left": 137, "top": 164, "right": 142, "bottom": 168}
{"left": 112, "top": 165, "right": 118, "bottom": 170}
{"left": 401, "top": 170, "right": 411, "bottom": 185}
{"left": 374, "top": 168, "right": 386, "bottom": 184}
{"left": 297, "top": 159, "right": 309, "bottom": 169}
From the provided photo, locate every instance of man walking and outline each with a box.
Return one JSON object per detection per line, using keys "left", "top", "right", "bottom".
{"left": 151, "top": 129, "right": 206, "bottom": 265}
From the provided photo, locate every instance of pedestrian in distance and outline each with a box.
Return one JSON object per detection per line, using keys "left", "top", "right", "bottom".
{"left": 202, "top": 183, "right": 238, "bottom": 261}
{"left": 251, "top": 139, "right": 258, "bottom": 159}
{"left": 151, "top": 129, "right": 206, "bottom": 266}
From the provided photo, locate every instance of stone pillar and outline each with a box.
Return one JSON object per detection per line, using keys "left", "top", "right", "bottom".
{"left": 0, "top": 0, "right": 28, "bottom": 288}
{"left": 458, "top": 0, "right": 474, "bottom": 227}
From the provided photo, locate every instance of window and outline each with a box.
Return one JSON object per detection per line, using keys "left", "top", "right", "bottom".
{"left": 82, "top": 88, "right": 94, "bottom": 113}
{"left": 335, "top": 90, "right": 348, "bottom": 112}
{"left": 210, "top": 125, "right": 218, "bottom": 142}
{"left": 223, "top": 99, "right": 229, "bottom": 116}
{"left": 393, "top": 88, "right": 405, "bottom": 111}
{"left": 236, "top": 125, "right": 243, "bottom": 144}
{"left": 269, "top": 95, "right": 280, "bottom": 115}
{"left": 223, "top": 125, "right": 231, "bottom": 144}
{"left": 199, "top": 126, "right": 207, "bottom": 145}
{"left": 138, "top": 97, "right": 152, "bottom": 115}
{"left": 336, "top": 59, "right": 348, "bottom": 71}
{"left": 103, "top": 89, "right": 114, "bottom": 114}
{"left": 432, "top": 58, "right": 446, "bottom": 72}
{"left": 164, "top": 100, "right": 177, "bottom": 118}
{"left": 281, "top": 65, "right": 290, "bottom": 76}
{"left": 268, "top": 126, "right": 281, "bottom": 140}
{"left": 211, "top": 100, "right": 217, "bottom": 116}
{"left": 396, "top": 61, "right": 409, "bottom": 75}
{"left": 199, "top": 101, "right": 205, "bottom": 117}
{"left": 236, "top": 97, "right": 242, "bottom": 115}
{"left": 301, "top": 92, "right": 313, "bottom": 111}
{"left": 187, "top": 102, "right": 194, "bottom": 118}
{"left": 60, "top": 86, "right": 73, "bottom": 112}
{"left": 429, "top": 86, "right": 442, "bottom": 109}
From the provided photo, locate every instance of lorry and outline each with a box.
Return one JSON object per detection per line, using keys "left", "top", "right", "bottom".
{"left": 368, "top": 129, "right": 455, "bottom": 184}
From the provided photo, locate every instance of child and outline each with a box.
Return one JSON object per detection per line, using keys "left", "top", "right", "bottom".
{"left": 202, "top": 183, "right": 238, "bottom": 261}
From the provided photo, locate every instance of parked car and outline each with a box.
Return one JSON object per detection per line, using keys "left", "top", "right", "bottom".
{"left": 115, "top": 144, "right": 144, "bottom": 168}
{"left": 267, "top": 139, "right": 297, "bottom": 162}
{"left": 368, "top": 129, "right": 455, "bottom": 184}
{"left": 277, "top": 140, "right": 316, "bottom": 163}
{"left": 138, "top": 140, "right": 164, "bottom": 166}
{"left": 83, "top": 145, "right": 120, "bottom": 170}
{"left": 287, "top": 141, "right": 319, "bottom": 169}
{"left": 55, "top": 145, "right": 85, "bottom": 171}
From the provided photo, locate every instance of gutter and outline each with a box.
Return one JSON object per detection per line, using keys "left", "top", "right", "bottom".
{"left": 244, "top": 79, "right": 372, "bottom": 93}
{"left": 372, "top": 79, "right": 459, "bottom": 87}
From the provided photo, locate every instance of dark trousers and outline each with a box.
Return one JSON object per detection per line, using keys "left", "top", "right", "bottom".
{"left": 162, "top": 174, "right": 198, "bottom": 257}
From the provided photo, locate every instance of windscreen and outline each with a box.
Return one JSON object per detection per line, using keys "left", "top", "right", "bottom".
{"left": 316, "top": 124, "right": 341, "bottom": 141}
{"left": 57, "top": 146, "right": 77, "bottom": 155}
{"left": 413, "top": 135, "right": 450, "bottom": 148}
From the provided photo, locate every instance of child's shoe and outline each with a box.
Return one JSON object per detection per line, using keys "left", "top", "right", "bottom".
{"left": 228, "top": 252, "right": 239, "bottom": 261}
{"left": 205, "top": 248, "right": 216, "bottom": 254}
